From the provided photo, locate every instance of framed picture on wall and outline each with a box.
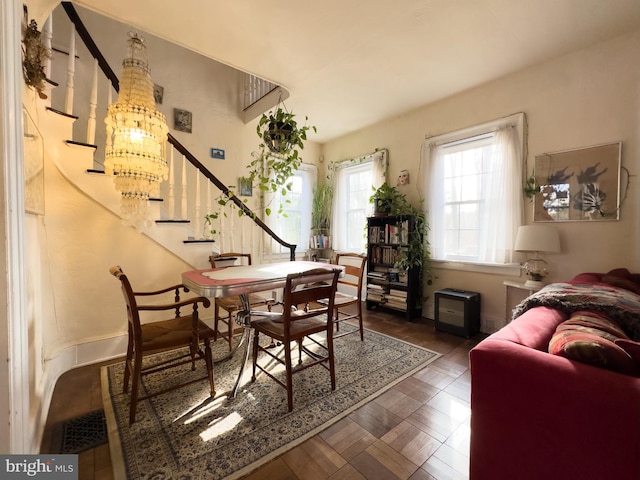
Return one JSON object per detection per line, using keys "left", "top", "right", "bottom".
{"left": 173, "top": 108, "right": 192, "bottom": 133}
{"left": 533, "top": 141, "right": 621, "bottom": 222}
{"left": 239, "top": 177, "right": 252, "bottom": 196}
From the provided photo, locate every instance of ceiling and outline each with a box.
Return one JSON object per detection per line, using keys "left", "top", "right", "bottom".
{"left": 75, "top": 0, "right": 640, "bottom": 143}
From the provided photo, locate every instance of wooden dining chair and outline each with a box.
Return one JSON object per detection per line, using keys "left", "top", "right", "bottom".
{"left": 250, "top": 267, "right": 341, "bottom": 412}
{"left": 109, "top": 266, "right": 215, "bottom": 424}
{"left": 319, "top": 253, "right": 367, "bottom": 341}
{"left": 209, "top": 253, "right": 275, "bottom": 351}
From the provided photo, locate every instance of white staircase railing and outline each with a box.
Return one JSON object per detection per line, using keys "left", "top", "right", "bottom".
{"left": 36, "top": 6, "right": 298, "bottom": 267}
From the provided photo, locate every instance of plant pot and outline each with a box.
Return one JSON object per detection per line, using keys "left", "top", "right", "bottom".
{"left": 264, "top": 121, "right": 293, "bottom": 153}
{"left": 373, "top": 198, "right": 392, "bottom": 216}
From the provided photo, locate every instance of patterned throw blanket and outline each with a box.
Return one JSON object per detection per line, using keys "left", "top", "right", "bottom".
{"left": 513, "top": 282, "right": 640, "bottom": 341}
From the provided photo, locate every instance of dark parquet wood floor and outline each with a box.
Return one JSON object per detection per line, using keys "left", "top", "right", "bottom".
{"left": 40, "top": 307, "right": 486, "bottom": 480}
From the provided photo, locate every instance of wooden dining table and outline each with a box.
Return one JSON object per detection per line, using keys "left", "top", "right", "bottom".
{"left": 182, "top": 260, "right": 342, "bottom": 398}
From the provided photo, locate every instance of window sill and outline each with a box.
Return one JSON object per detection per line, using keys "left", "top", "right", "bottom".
{"left": 431, "top": 260, "right": 521, "bottom": 276}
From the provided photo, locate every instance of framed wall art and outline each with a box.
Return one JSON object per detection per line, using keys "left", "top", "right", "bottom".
{"left": 533, "top": 142, "right": 621, "bottom": 222}
{"left": 238, "top": 177, "right": 252, "bottom": 196}
{"left": 173, "top": 108, "right": 192, "bottom": 133}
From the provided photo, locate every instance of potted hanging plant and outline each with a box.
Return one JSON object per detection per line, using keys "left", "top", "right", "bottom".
{"left": 22, "top": 19, "right": 51, "bottom": 99}
{"left": 247, "top": 107, "right": 316, "bottom": 215}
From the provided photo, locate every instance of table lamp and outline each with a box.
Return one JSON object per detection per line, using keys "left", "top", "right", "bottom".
{"left": 514, "top": 225, "right": 561, "bottom": 288}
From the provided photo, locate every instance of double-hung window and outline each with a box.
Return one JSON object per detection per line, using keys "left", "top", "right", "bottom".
{"left": 332, "top": 150, "right": 387, "bottom": 252}
{"left": 426, "top": 113, "right": 525, "bottom": 266}
{"left": 266, "top": 163, "right": 316, "bottom": 255}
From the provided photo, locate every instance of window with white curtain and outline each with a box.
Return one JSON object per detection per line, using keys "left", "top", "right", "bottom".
{"left": 425, "top": 113, "right": 525, "bottom": 266}
{"left": 266, "top": 163, "right": 316, "bottom": 254}
{"left": 332, "top": 150, "right": 387, "bottom": 253}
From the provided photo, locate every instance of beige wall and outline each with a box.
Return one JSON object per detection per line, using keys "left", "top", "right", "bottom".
{"left": 322, "top": 30, "right": 640, "bottom": 330}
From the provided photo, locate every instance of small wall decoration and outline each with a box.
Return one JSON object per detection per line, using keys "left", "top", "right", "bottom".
{"left": 153, "top": 84, "right": 164, "bottom": 104}
{"left": 173, "top": 108, "right": 192, "bottom": 133}
{"left": 211, "top": 148, "right": 225, "bottom": 160}
{"left": 397, "top": 169, "right": 410, "bottom": 186}
{"left": 533, "top": 142, "right": 621, "bottom": 222}
{"left": 239, "top": 177, "right": 252, "bottom": 196}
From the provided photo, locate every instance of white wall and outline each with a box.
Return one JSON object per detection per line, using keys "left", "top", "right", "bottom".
{"left": 322, "top": 30, "right": 640, "bottom": 332}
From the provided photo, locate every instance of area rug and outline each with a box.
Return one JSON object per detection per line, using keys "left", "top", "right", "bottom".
{"left": 51, "top": 409, "right": 108, "bottom": 454}
{"left": 102, "top": 325, "right": 440, "bottom": 480}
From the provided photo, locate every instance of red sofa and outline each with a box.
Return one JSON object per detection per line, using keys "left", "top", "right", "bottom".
{"left": 469, "top": 272, "right": 640, "bottom": 480}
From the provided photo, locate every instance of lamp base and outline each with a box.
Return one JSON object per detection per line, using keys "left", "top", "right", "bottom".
{"left": 523, "top": 279, "right": 544, "bottom": 289}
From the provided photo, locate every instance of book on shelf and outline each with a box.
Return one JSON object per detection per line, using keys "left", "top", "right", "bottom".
{"left": 389, "top": 288, "right": 408, "bottom": 298}
{"left": 367, "top": 293, "right": 385, "bottom": 302}
{"left": 385, "top": 299, "right": 407, "bottom": 311}
{"left": 367, "top": 272, "right": 388, "bottom": 282}
{"left": 309, "top": 234, "right": 331, "bottom": 249}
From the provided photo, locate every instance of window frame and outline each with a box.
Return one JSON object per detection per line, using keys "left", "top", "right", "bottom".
{"left": 424, "top": 113, "right": 525, "bottom": 275}
{"left": 265, "top": 163, "right": 317, "bottom": 257}
{"left": 331, "top": 150, "right": 387, "bottom": 253}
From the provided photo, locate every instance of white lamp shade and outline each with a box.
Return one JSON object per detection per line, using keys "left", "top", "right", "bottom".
{"left": 514, "top": 225, "right": 561, "bottom": 253}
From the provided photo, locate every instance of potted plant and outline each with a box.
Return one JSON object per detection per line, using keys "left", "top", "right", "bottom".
{"left": 22, "top": 19, "right": 50, "bottom": 99}
{"left": 369, "top": 182, "right": 434, "bottom": 288}
{"left": 247, "top": 107, "right": 316, "bottom": 215}
{"left": 369, "top": 182, "right": 396, "bottom": 216}
{"left": 523, "top": 175, "right": 538, "bottom": 201}
{"left": 311, "top": 183, "right": 333, "bottom": 233}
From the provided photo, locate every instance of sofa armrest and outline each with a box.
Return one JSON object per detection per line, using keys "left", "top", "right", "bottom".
{"left": 470, "top": 338, "right": 640, "bottom": 480}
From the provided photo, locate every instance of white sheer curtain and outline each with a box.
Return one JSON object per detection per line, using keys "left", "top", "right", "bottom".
{"left": 480, "top": 126, "right": 522, "bottom": 263}
{"left": 426, "top": 124, "right": 523, "bottom": 264}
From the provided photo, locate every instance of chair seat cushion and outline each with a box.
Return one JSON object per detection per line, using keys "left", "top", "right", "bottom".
{"left": 318, "top": 291, "right": 357, "bottom": 306}
{"left": 141, "top": 316, "right": 214, "bottom": 351}
{"left": 252, "top": 313, "right": 329, "bottom": 341}
{"left": 217, "top": 293, "right": 273, "bottom": 311}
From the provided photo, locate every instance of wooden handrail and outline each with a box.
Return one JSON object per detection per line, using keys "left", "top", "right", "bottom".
{"left": 60, "top": 2, "right": 296, "bottom": 261}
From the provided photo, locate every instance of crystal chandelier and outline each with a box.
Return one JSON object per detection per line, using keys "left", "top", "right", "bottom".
{"left": 105, "top": 33, "right": 168, "bottom": 226}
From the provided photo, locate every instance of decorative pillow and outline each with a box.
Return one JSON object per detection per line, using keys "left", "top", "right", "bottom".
{"left": 549, "top": 311, "right": 636, "bottom": 376}
{"left": 557, "top": 310, "right": 629, "bottom": 340}
{"left": 601, "top": 268, "right": 640, "bottom": 295}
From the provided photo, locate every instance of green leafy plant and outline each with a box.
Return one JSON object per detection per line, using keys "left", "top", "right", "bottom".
{"left": 369, "top": 183, "right": 434, "bottom": 290}
{"left": 524, "top": 175, "right": 538, "bottom": 201}
{"left": 246, "top": 107, "right": 316, "bottom": 215}
{"left": 22, "top": 19, "right": 50, "bottom": 99}
{"left": 203, "top": 188, "right": 249, "bottom": 237}
{"left": 311, "top": 183, "right": 333, "bottom": 233}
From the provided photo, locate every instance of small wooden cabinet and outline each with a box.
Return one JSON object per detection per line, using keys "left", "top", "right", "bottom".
{"left": 365, "top": 215, "right": 421, "bottom": 320}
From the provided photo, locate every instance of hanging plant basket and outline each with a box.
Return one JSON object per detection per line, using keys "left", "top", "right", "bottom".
{"left": 264, "top": 121, "right": 294, "bottom": 153}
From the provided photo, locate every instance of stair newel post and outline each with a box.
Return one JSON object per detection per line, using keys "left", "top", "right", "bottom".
{"left": 64, "top": 24, "right": 76, "bottom": 115}
{"left": 194, "top": 171, "right": 201, "bottom": 239}
{"left": 86, "top": 59, "right": 98, "bottom": 144}
{"left": 167, "top": 148, "right": 175, "bottom": 219}
{"left": 180, "top": 155, "right": 188, "bottom": 220}
{"left": 43, "top": 14, "right": 53, "bottom": 78}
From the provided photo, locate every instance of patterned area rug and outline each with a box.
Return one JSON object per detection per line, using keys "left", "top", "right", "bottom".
{"left": 102, "top": 325, "right": 440, "bottom": 480}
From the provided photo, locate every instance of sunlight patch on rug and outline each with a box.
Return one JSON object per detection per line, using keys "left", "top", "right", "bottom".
{"left": 102, "top": 325, "right": 440, "bottom": 480}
